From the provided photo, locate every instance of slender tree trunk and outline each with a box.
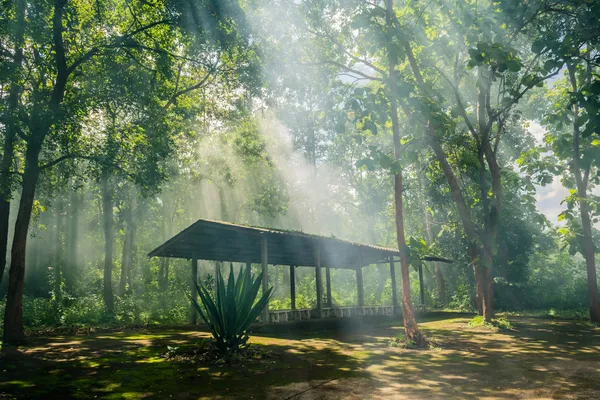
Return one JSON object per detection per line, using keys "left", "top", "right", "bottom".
{"left": 3, "top": 143, "right": 42, "bottom": 344}
{"left": 126, "top": 192, "right": 136, "bottom": 294}
{"left": 568, "top": 64, "right": 600, "bottom": 322}
{"left": 101, "top": 177, "right": 114, "bottom": 313}
{"left": 118, "top": 188, "right": 133, "bottom": 297}
{"left": 386, "top": 0, "right": 425, "bottom": 346}
{"left": 424, "top": 209, "right": 445, "bottom": 304}
{"left": 119, "top": 223, "right": 130, "bottom": 296}
{"left": 66, "top": 189, "right": 80, "bottom": 290}
{"left": 0, "top": 0, "right": 25, "bottom": 288}
{"left": 159, "top": 202, "right": 171, "bottom": 291}
{"left": 54, "top": 195, "right": 63, "bottom": 301}
{"left": 401, "top": 33, "right": 493, "bottom": 317}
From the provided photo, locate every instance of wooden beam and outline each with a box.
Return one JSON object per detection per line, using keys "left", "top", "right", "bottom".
{"left": 356, "top": 266, "right": 364, "bottom": 307}
{"left": 315, "top": 246, "right": 323, "bottom": 318}
{"left": 390, "top": 257, "right": 399, "bottom": 313}
{"left": 325, "top": 264, "right": 332, "bottom": 308}
{"left": 290, "top": 265, "right": 296, "bottom": 310}
{"left": 261, "top": 235, "right": 269, "bottom": 322}
{"left": 190, "top": 258, "right": 198, "bottom": 325}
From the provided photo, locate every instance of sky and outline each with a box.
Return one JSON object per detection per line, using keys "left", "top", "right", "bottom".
{"left": 526, "top": 121, "right": 599, "bottom": 226}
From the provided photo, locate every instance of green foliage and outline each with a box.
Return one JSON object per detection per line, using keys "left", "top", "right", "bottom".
{"left": 448, "top": 281, "right": 474, "bottom": 312}
{"left": 468, "top": 315, "right": 512, "bottom": 331}
{"left": 191, "top": 264, "right": 273, "bottom": 355}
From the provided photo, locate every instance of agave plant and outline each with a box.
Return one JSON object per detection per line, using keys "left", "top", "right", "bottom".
{"left": 191, "top": 264, "right": 273, "bottom": 354}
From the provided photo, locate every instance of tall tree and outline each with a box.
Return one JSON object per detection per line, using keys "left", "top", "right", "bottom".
{"left": 509, "top": 0, "right": 600, "bottom": 322}
{"left": 0, "top": 0, "right": 25, "bottom": 286}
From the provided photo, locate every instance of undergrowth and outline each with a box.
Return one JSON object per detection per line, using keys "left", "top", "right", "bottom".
{"left": 161, "top": 339, "right": 280, "bottom": 365}
{"left": 468, "top": 315, "right": 513, "bottom": 331}
{"left": 388, "top": 334, "right": 442, "bottom": 351}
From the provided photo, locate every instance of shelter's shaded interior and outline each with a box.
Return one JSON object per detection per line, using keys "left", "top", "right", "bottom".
{"left": 149, "top": 219, "right": 400, "bottom": 268}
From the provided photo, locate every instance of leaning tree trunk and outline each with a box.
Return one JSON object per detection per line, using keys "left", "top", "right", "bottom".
{"left": 101, "top": 177, "right": 114, "bottom": 313}
{"left": 386, "top": 0, "right": 425, "bottom": 346}
{"left": 0, "top": 0, "right": 25, "bottom": 287}
{"left": 400, "top": 32, "right": 490, "bottom": 317}
{"left": 3, "top": 142, "right": 42, "bottom": 344}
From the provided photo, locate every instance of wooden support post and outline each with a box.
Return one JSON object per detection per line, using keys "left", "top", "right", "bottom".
{"left": 315, "top": 246, "right": 323, "bottom": 318}
{"left": 418, "top": 262, "right": 425, "bottom": 310}
{"left": 356, "top": 266, "right": 364, "bottom": 307}
{"left": 325, "top": 264, "right": 332, "bottom": 308}
{"left": 261, "top": 236, "right": 269, "bottom": 322}
{"left": 190, "top": 258, "right": 198, "bottom": 325}
{"left": 290, "top": 265, "right": 296, "bottom": 310}
{"left": 390, "top": 257, "right": 399, "bottom": 313}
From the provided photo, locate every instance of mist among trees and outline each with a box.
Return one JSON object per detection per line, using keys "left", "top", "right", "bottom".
{"left": 0, "top": 0, "right": 599, "bottom": 360}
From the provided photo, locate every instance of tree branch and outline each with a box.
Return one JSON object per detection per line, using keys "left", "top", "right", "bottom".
{"left": 66, "top": 18, "right": 173, "bottom": 76}
{"left": 433, "top": 65, "right": 479, "bottom": 143}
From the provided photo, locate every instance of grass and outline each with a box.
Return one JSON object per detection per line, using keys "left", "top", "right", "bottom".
{"left": 1, "top": 312, "right": 600, "bottom": 399}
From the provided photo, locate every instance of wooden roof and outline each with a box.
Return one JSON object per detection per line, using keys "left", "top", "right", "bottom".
{"left": 148, "top": 218, "right": 401, "bottom": 269}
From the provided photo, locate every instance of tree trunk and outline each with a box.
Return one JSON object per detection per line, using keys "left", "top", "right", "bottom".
{"left": 3, "top": 143, "right": 42, "bottom": 344}
{"left": 424, "top": 207, "right": 445, "bottom": 304}
{"left": 101, "top": 177, "right": 114, "bottom": 313}
{"left": 386, "top": 0, "right": 425, "bottom": 346}
{"left": 579, "top": 198, "right": 600, "bottom": 322}
{"left": 4, "top": 0, "right": 71, "bottom": 343}
{"left": 118, "top": 188, "right": 134, "bottom": 297}
{"left": 568, "top": 64, "right": 600, "bottom": 322}
{"left": 66, "top": 189, "right": 80, "bottom": 290}
{"left": 401, "top": 32, "right": 493, "bottom": 317}
{"left": 126, "top": 193, "right": 136, "bottom": 294}
{"left": 54, "top": 196, "right": 63, "bottom": 301}
{"left": 118, "top": 221, "right": 130, "bottom": 297}
{"left": 159, "top": 202, "right": 171, "bottom": 292}
{"left": 0, "top": 0, "right": 25, "bottom": 288}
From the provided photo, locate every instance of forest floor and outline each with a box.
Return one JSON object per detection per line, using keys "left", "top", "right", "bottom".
{"left": 1, "top": 312, "right": 599, "bottom": 399}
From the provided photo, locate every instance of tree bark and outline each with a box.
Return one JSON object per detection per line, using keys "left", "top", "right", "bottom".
{"left": 54, "top": 195, "right": 63, "bottom": 300}
{"left": 424, "top": 203, "right": 445, "bottom": 304}
{"left": 386, "top": 0, "right": 426, "bottom": 346}
{"left": 66, "top": 189, "right": 80, "bottom": 290}
{"left": 159, "top": 201, "right": 171, "bottom": 291}
{"left": 102, "top": 177, "right": 114, "bottom": 313}
{"left": 126, "top": 192, "right": 136, "bottom": 294}
{"left": 3, "top": 0, "right": 81, "bottom": 343}
{"left": 0, "top": 0, "right": 25, "bottom": 287}
{"left": 568, "top": 64, "right": 600, "bottom": 322}
{"left": 3, "top": 143, "right": 42, "bottom": 344}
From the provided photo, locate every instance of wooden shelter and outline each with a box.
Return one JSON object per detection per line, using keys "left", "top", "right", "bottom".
{"left": 149, "top": 218, "right": 446, "bottom": 323}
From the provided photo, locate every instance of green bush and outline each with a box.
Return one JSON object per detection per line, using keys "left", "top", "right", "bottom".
{"left": 468, "top": 315, "right": 512, "bottom": 331}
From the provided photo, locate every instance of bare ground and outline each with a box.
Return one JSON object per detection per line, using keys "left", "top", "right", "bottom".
{"left": 1, "top": 313, "right": 599, "bottom": 399}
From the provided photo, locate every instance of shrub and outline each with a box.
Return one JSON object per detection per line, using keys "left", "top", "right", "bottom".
{"left": 192, "top": 264, "right": 273, "bottom": 355}
{"left": 468, "top": 315, "right": 513, "bottom": 331}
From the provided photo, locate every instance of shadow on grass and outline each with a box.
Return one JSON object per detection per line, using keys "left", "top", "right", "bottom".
{"left": 0, "top": 328, "right": 366, "bottom": 400}
{"left": 1, "top": 313, "right": 599, "bottom": 399}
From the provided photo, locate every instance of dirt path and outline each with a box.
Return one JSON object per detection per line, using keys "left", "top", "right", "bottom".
{"left": 1, "top": 314, "right": 599, "bottom": 399}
